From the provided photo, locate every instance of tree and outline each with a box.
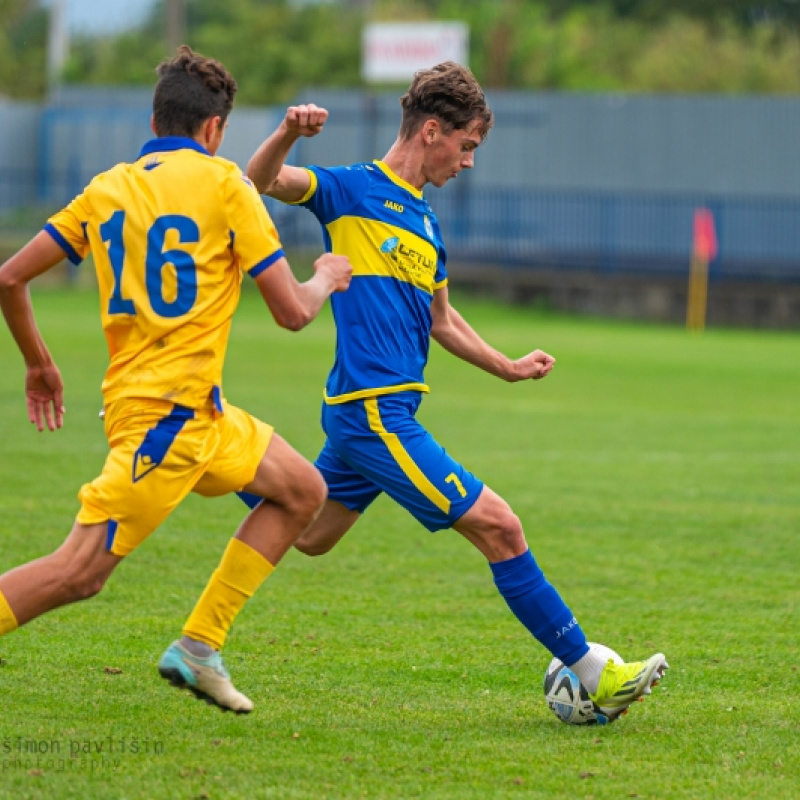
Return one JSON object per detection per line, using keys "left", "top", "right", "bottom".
{"left": 7, "top": 0, "right": 800, "bottom": 101}
{"left": 0, "top": 0, "right": 48, "bottom": 99}
{"left": 61, "top": 0, "right": 362, "bottom": 105}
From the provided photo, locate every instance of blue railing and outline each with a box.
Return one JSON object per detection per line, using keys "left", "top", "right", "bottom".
{"left": 268, "top": 188, "right": 800, "bottom": 283}
{"left": 4, "top": 170, "right": 800, "bottom": 284}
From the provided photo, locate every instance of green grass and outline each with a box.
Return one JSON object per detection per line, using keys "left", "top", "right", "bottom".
{"left": 0, "top": 287, "right": 798, "bottom": 799}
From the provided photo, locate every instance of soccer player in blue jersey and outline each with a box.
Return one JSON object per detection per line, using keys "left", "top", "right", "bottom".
{"left": 245, "top": 61, "right": 667, "bottom": 721}
{"left": 0, "top": 46, "right": 351, "bottom": 713}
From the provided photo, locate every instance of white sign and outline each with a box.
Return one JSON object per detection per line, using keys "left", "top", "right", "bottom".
{"left": 362, "top": 22, "right": 469, "bottom": 83}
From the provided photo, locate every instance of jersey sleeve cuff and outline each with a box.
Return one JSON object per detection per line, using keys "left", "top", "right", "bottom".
{"left": 247, "top": 249, "right": 285, "bottom": 278}
{"left": 43, "top": 222, "right": 82, "bottom": 265}
{"left": 287, "top": 168, "right": 317, "bottom": 206}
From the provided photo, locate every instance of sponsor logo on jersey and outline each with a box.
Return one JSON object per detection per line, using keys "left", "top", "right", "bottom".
{"left": 380, "top": 236, "right": 400, "bottom": 260}
{"left": 384, "top": 200, "right": 404, "bottom": 213}
{"left": 379, "top": 236, "right": 434, "bottom": 278}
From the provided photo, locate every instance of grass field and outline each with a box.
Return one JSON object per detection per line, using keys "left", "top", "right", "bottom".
{"left": 0, "top": 286, "right": 798, "bottom": 799}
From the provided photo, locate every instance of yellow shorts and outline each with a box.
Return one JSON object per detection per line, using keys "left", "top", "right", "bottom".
{"left": 77, "top": 398, "right": 273, "bottom": 557}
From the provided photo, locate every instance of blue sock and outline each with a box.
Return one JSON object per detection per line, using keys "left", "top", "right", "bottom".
{"left": 236, "top": 491, "right": 262, "bottom": 510}
{"left": 490, "top": 549, "right": 589, "bottom": 666}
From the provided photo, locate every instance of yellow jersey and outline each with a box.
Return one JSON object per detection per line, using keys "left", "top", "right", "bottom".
{"left": 45, "top": 136, "right": 283, "bottom": 410}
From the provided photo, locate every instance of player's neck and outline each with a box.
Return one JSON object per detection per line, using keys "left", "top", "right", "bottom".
{"left": 381, "top": 140, "right": 426, "bottom": 191}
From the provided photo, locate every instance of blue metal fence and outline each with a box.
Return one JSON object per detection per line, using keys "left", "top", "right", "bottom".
{"left": 4, "top": 166, "right": 800, "bottom": 283}
{"left": 2, "top": 91, "right": 800, "bottom": 284}
{"left": 268, "top": 187, "right": 800, "bottom": 283}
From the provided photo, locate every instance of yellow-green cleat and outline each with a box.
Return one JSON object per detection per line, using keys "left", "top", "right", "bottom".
{"left": 589, "top": 653, "right": 668, "bottom": 720}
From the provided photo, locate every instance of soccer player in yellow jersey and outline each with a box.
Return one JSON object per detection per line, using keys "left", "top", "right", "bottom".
{"left": 0, "top": 46, "right": 351, "bottom": 713}
{"left": 245, "top": 62, "right": 668, "bottom": 722}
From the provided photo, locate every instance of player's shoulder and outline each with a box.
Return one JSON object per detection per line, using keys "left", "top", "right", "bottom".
{"left": 314, "top": 160, "right": 372, "bottom": 173}
{"left": 89, "top": 159, "right": 132, "bottom": 184}
{"left": 312, "top": 161, "right": 374, "bottom": 184}
{"left": 350, "top": 161, "right": 378, "bottom": 174}
{"left": 202, "top": 153, "right": 243, "bottom": 178}
{"left": 208, "top": 155, "right": 261, "bottom": 194}
{"left": 352, "top": 161, "right": 385, "bottom": 184}
{"left": 74, "top": 161, "right": 135, "bottom": 203}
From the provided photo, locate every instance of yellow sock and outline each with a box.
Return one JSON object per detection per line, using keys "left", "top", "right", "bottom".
{"left": 182, "top": 538, "right": 274, "bottom": 650}
{"left": 0, "top": 589, "right": 19, "bottom": 636}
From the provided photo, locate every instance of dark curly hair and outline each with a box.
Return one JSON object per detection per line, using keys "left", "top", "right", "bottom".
{"left": 152, "top": 45, "right": 238, "bottom": 137}
{"left": 398, "top": 61, "right": 493, "bottom": 142}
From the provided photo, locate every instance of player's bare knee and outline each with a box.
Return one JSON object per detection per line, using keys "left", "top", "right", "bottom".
{"left": 60, "top": 571, "right": 108, "bottom": 603}
{"left": 80, "top": 575, "right": 108, "bottom": 600}
{"left": 293, "top": 534, "right": 333, "bottom": 557}
{"left": 485, "top": 509, "right": 526, "bottom": 557}
{"left": 291, "top": 466, "right": 328, "bottom": 527}
{"left": 308, "top": 468, "right": 328, "bottom": 514}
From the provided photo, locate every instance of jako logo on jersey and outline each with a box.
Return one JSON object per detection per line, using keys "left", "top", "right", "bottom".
{"left": 554, "top": 616, "right": 579, "bottom": 639}
{"left": 424, "top": 215, "right": 433, "bottom": 240}
{"left": 384, "top": 200, "right": 404, "bottom": 213}
{"left": 144, "top": 157, "right": 163, "bottom": 171}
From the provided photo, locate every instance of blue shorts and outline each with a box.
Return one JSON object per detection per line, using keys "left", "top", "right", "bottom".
{"left": 315, "top": 392, "right": 483, "bottom": 532}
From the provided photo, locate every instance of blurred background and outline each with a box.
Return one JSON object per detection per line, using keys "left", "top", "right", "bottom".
{"left": 2, "top": 0, "right": 800, "bottom": 327}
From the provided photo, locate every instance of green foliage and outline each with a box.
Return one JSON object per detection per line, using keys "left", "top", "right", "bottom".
{"left": 62, "top": 0, "right": 363, "bottom": 105}
{"left": 0, "top": 0, "right": 48, "bottom": 99}
{"left": 0, "top": 288, "right": 798, "bottom": 799}
{"left": 187, "top": 0, "right": 362, "bottom": 104}
{"left": 5, "top": 0, "right": 800, "bottom": 100}
{"left": 444, "top": 0, "right": 800, "bottom": 92}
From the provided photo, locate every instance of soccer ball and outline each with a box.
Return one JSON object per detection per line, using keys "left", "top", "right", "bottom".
{"left": 543, "top": 643, "right": 622, "bottom": 725}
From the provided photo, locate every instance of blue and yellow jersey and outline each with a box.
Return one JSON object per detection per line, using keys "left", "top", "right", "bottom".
{"left": 296, "top": 160, "right": 447, "bottom": 403}
{"left": 45, "top": 136, "right": 284, "bottom": 410}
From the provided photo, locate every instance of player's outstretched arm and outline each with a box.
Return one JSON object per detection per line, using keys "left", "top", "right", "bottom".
{"left": 253, "top": 253, "right": 352, "bottom": 331}
{"left": 0, "top": 231, "right": 68, "bottom": 431}
{"left": 246, "top": 104, "right": 328, "bottom": 201}
{"left": 430, "top": 286, "right": 555, "bottom": 382}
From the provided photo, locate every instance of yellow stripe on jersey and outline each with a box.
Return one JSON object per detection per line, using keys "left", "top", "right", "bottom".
{"left": 324, "top": 383, "right": 430, "bottom": 405}
{"left": 364, "top": 396, "right": 450, "bottom": 514}
{"left": 289, "top": 168, "right": 318, "bottom": 206}
{"left": 327, "top": 217, "right": 439, "bottom": 294}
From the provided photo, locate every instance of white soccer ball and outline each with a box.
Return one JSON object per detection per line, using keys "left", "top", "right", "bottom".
{"left": 543, "top": 643, "right": 622, "bottom": 726}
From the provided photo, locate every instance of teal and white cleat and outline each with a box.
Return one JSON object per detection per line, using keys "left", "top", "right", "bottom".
{"left": 589, "top": 653, "right": 668, "bottom": 720}
{"left": 158, "top": 641, "right": 253, "bottom": 714}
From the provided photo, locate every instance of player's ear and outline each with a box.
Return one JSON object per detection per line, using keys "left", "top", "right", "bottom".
{"left": 422, "top": 119, "right": 440, "bottom": 144}
{"left": 150, "top": 114, "right": 157, "bottom": 136}
{"left": 201, "top": 116, "right": 225, "bottom": 154}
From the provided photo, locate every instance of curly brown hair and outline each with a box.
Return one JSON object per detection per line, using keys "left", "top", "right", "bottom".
{"left": 152, "top": 45, "right": 238, "bottom": 137}
{"left": 398, "top": 61, "right": 493, "bottom": 142}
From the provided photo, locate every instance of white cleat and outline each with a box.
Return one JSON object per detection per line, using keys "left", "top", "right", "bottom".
{"left": 158, "top": 641, "right": 253, "bottom": 714}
